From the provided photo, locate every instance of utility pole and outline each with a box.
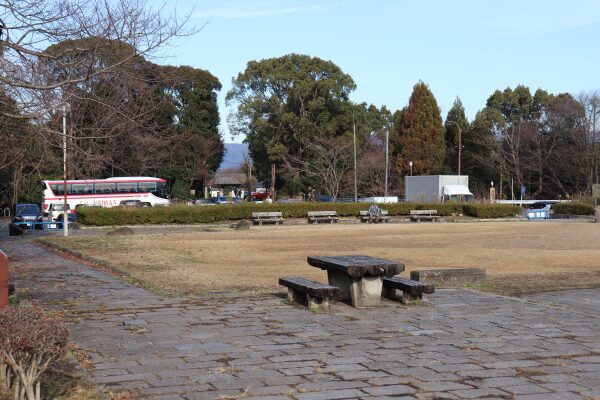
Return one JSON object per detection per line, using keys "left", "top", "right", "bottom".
{"left": 270, "top": 162, "right": 275, "bottom": 201}
{"left": 384, "top": 128, "right": 389, "bottom": 198}
{"left": 353, "top": 113, "right": 357, "bottom": 202}
{"left": 447, "top": 120, "right": 463, "bottom": 176}
{"left": 62, "top": 105, "right": 69, "bottom": 237}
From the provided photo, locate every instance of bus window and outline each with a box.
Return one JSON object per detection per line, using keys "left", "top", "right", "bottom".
{"left": 157, "top": 182, "right": 168, "bottom": 198}
{"left": 50, "top": 184, "right": 70, "bottom": 196}
{"left": 94, "top": 183, "right": 116, "bottom": 194}
{"left": 71, "top": 183, "right": 94, "bottom": 194}
{"left": 117, "top": 182, "right": 138, "bottom": 193}
{"left": 138, "top": 182, "right": 157, "bottom": 193}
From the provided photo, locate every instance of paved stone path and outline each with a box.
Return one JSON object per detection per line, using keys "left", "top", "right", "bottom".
{"left": 3, "top": 237, "right": 600, "bottom": 400}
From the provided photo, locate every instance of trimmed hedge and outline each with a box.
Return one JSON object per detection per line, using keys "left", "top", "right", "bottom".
{"left": 462, "top": 204, "right": 522, "bottom": 218}
{"left": 552, "top": 202, "right": 596, "bottom": 216}
{"left": 76, "top": 202, "right": 523, "bottom": 226}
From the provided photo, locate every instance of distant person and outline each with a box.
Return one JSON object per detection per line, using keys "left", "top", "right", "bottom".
{"left": 368, "top": 204, "right": 382, "bottom": 223}
{"left": 265, "top": 195, "right": 273, "bottom": 204}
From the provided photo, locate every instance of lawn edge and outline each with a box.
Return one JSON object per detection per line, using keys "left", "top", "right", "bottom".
{"left": 34, "top": 238, "right": 178, "bottom": 298}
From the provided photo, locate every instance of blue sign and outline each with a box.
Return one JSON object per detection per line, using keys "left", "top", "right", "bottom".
{"left": 520, "top": 185, "right": 526, "bottom": 196}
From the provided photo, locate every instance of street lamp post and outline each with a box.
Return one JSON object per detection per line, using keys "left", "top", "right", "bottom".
{"left": 384, "top": 128, "right": 389, "bottom": 198}
{"left": 409, "top": 161, "right": 413, "bottom": 176}
{"left": 447, "top": 120, "right": 463, "bottom": 176}
{"left": 353, "top": 114, "right": 357, "bottom": 202}
{"left": 62, "top": 105, "right": 69, "bottom": 237}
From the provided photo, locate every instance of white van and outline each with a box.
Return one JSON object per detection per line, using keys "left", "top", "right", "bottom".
{"left": 48, "top": 203, "right": 70, "bottom": 221}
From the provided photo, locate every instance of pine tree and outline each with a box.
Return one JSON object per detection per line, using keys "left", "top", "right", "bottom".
{"left": 444, "top": 97, "right": 470, "bottom": 174}
{"left": 396, "top": 81, "right": 445, "bottom": 175}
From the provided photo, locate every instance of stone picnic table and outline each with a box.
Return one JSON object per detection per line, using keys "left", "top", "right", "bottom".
{"left": 307, "top": 255, "right": 404, "bottom": 307}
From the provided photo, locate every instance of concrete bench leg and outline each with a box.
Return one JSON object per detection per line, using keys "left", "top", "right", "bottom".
{"left": 288, "top": 288, "right": 306, "bottom": 305}
{"left": 350, "top": 276, "right": 383, "bottom": 308}
{"left": 307, "top": 295, "right": 330, "bottom": 310}
{"left": 381, "top": 286, "right": 396, "bottom": 300}
{"left": 401, "top": 291, "right": 422, "bottom": 305}
{"left": 327, "top": 270, "right": 353, "bottom": 302}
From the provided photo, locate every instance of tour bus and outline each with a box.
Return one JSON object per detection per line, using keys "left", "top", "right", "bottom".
{"left": 42, "top": 176, "right": 170, "bottom": 214}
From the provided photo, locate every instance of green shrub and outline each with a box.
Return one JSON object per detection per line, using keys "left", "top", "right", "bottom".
{"left": 77, "top": 202, "right": 524, "bottom": 226}
{"left": 552, "top": 202, "right": 595, "bottom": 216}
{"left": 414, "top": 203, "right": 463, "bottom": 216}
{"left": 462, "top": 204, "right": 522, "bottom": 218}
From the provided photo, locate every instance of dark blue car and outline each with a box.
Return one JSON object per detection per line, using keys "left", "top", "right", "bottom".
{"left": 12, "top": 203, "right": 43, "bottom": 229}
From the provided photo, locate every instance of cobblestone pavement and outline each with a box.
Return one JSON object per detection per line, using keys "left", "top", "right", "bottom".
{"left": 3, "top": 237, "right": 600, "bottom": 400}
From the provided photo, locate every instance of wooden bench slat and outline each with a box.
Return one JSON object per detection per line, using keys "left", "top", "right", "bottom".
{"left": 279, "top": 277, "right": 339, "bottom": 298}
{"left": 360, "top": 210, "right": 390, "bottom": 223}
{"left": 252, "top": 212, "right": 283, "bottom": 217}
{"left": 308, "top": 211, "right": 338, "bottom": 216}
{"left": 252, "top": 211, "right": 284, "bottom": 225}
{"left": 383, "top": 276, "right": 425, "bottom": 296}
{"left": 307, "top": 211, "right": 339, "bottom": 223}
{"left": 409, "top": 209, "right": 440, "bottom": 222}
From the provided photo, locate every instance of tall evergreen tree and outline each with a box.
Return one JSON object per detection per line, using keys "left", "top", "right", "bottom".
{"left": 444, "top": 97, "right": 470, "bottom": 174}
{"left": 395, "top": 81, "right": 445, "bottom": 176}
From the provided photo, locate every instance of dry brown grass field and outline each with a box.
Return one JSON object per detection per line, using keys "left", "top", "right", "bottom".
{"left": 47, "top": 221, "right": 600, "bottom": 296}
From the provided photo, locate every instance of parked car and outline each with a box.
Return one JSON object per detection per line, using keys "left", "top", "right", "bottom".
{"left": 119, "top": 200, "right": 143, "bottom": 208}
{"left": 213, "top": 196, "right": 242, "bottom": 205}
{"left": 525, "top": 202, "right": 553, "bottom": 220}
{"left": 12, "top": 203, "right": 43, "bottom": 229}
{"left": 193, "top": 199, "right": 215, "bottom": 206}
{"left": 56, "top": 211, "right": 77, "bottom": 228}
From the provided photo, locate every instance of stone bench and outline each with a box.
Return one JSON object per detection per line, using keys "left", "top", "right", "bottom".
{"left": 252, "top": 212, "right": 284, "bottom": 225}
{"left": 409, "top": 209, "right": 440, "bottom": 222}
{"left": 359, "top": 210, "right": 391, "bottom": 223}
{"left": 382, "top": 276, "right": 435, "bottom": 304}
{"left": 410, "top": 268, "right": 486, "bottom": 287}
{"left": 279, "top": 277, "right": 339, "bottom": 310}
{"left": 307, "top": 211, "right": 339, "bottom": 224}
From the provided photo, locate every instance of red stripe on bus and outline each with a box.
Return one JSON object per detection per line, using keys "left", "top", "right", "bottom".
{"left": 46, "top": 179, "right": 165, "bottom": 184}
{"left": 45, "top": 194, "right": 150, "bottom": 200}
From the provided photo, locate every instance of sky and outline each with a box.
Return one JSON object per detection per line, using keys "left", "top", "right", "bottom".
{"left": 153, "top": 0, "right": 600, "bottom": 143}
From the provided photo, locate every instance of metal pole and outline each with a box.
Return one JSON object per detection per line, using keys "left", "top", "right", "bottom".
{"left": 458, "top": 125, "right": 462, "bottom": 176}
{"left": 384, "top": 129, "right": 389, "bottom": 198}
{"left": 353, "top": 116, "right": 357, "bottom": 202}
{"left": 63, "top": 105, "right": 68, "bottom": 237}
{"left": 270, "top": 162, "right": 275, "bottom": 201}
{"left": 447, "top": 121, "right": 462, "bottom": 176}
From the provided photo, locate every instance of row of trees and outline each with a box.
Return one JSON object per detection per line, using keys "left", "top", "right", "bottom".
{"left": 0, "top": 0, "right": 222, "bottom": 206}
{"left": 227, "top": 54, "right": 600, "bottom": 200}
{"left": 1, "top": 1, "right": 598, "bottom": 205}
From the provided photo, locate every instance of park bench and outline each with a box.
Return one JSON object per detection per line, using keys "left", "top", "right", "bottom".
{"left": 409, "top": 209, "right": 440, "bottom": 222}
{"left": 251, "top": 211, "right": 284, "bottom": 225}
{"left": 279, "top": 277, "right": 339, "bottom": 310}
{"left": 307, "top": 210, "right": 339, "bottom": 224}
{"left": 382, "top": 276, "right": 435, "bottom": 304}
{"left": 359, "top": 210, "right": 391, "bottom": 223}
